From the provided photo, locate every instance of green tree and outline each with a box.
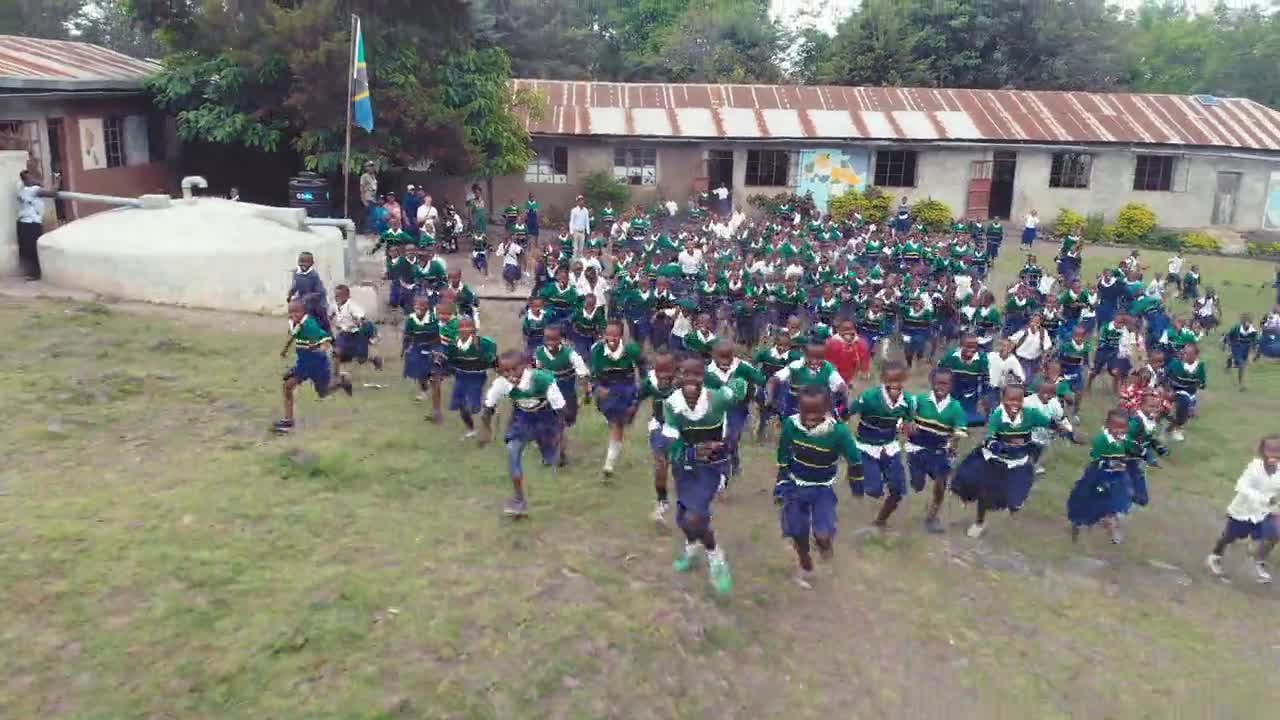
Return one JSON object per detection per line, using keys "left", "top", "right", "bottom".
{"left": 0, "top": 0, "right": 83, "bottom": 40}
{"left": 142, "top": 0, "right": 538, "bottom": 178}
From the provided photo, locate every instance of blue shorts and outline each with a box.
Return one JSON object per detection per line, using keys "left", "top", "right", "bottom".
{"left": 288, "top": 349, "right": 331, "bottom": 396}
{"left": 1173, "top": 392, "right": 1197, "bottom": 425}
{"left": 674, "top": 460, "right": 725, "bottom": 521}
{"left": 335, "top": 331, "right": 369, "bottom": 363}
{"left": 781, "top": 484, "right": 838, "bottom": 539}
{"left": 648, "top": 427, "right": 672, "bottom": 457}
{"left": 404, "top": 342, "right": 444, "bottom": 380}
{"left": 1224, "top": 514, "right": 1280, "bottom": 542}
{"left": 502, "top": 264, "right": 521, "bottom": 283}
{"left": 505, "top": 408, "right": 561, "bottom": 475}
{"left": 450, "top": 371, "right": 486, "bottom": 413}
{"left": 1229, "top": 341, "right": 1252, "bottom": 367}
{"left": 853, "top": 450, "right": 906, "bottom": 498}
{"left": 907, "top": 446, "right": 952, "bottom": 492}
{"left": 556, "top": 378, "right": 580, "bottom": 426}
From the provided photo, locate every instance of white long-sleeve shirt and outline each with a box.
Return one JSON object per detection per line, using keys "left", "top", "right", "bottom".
{"left": 568, "top": 206, "right": 591, "bottom": 233}
{"left": 1023, "top": 394, "right": 1071, "bottom": 446}
{"left": 330, "top": 299, "right": 366, "bottom": 334}
{"left": 987, "top": 352, "right": 1025, "bottom": 388}
{"left": 483, "top": 368, "right": 567, "bottom": 411}
{"left": 1225, "top": 458, "right": 1280, "bottom": 523}
{"left": 677, "top": 249, "right": 704, "bottom": 274}
{"left": 1168, "top": 256, "right": 1184, "bottom": 275}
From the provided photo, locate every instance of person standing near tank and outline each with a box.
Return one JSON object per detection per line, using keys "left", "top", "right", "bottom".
{"left": 16, "top": 169, "right": 59, "bottom": 281}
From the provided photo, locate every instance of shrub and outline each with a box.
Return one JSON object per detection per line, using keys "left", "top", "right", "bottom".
{"left": 1053, "top": 208, "right": 1086, "bottom": 235}
{"left": 1180, "top": 231, "right": 1221, "bottom": 252}
{"left": 1083, "top": 212, "right": 1108, "bottom": 244}
{"left": 910, "top": 198, "right": 954, "bottom": 232}
{"left": 1110, "top": 203, "right": 1158, "bottom": 244}
{"left": 1142, "top": 230, "right": 1182, "bottom": 251}
{"left": 830, "top": 186, "right": 893, "bottom": 224}
{"left": 747, "top": 191, "right": 815, "bottom": 219}
{"left": 1247, "top": 241, "right": 1280, "bottom": 258}
{"left": 580, "top": 170, "right": 630, "bottom": 221}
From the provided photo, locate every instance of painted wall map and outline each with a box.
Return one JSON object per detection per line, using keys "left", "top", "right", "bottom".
{"left": 797, "top": 149, "right": 869, "bottom": 214}
{"left": 79, "top": 117, "right": 105, "bottom": 170}
{"left": 1264, "top": 170, "right": 1280, "bottom": 232}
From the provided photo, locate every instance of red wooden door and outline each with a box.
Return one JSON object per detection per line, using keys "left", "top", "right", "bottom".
{"left": 965, "top": 160, "right": 992, "bottom": 220}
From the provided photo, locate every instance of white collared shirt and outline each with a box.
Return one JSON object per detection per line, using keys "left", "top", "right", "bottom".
{"left": 1226, "top": 459, "right": 1280, "bottom": 523}
{"left": 987, "top": 352, "right": 1025, "bottom": 388}
{"left": 484, "top": 368, "right": 567, "bottom": 411}
{"left": 331, "top": 299, "right": 365, "bottom": 333}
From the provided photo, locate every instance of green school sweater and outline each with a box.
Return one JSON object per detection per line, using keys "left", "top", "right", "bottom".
{"left": 534, "top": 344, "right": 588, "bottom": 382}
{"left": 849, "top": 386, "right": 911, "bottom": 450}
{"left": 907, "top": 392, "right": 968, "bottom": 449}
{"left": 705, "top": 358, "right": 768, "bottom": 400}
{"left": 290, "top": 315, "right": 332, "bottom": 351}
{"left": 637, "top": 370, "right": 676, "bottom": 428}
{"left": 590, "top": 341, "right": 643, "bottom": 383}
{"left": 982, "top": 406, "right": 1052, "bottom": 465}
{"left": 403, "top": 310, "right": 440, "bottom": 344}
{"left": 446, "top": 335, "right": 498, "bottom": 374}
{"left": 1166, "top": 359, "right": 1207, "bottom": 395}
{"left": 661, "top": 380, "right": 749, "bottom": 457}
{"left": 569, "top": 306, "right": 607, "bottom": 339}
{"left": 776, "top": 416, "right": 861, "bottom": 485}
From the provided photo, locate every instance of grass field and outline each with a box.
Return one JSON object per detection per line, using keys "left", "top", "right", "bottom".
{"left": 2, "top": 244, "right": 1279, "bottom": 719}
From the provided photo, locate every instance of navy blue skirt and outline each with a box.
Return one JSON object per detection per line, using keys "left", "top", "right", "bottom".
{"left": 597, "top": 381, "right": 638, "bottom": 425}
{"left": 502, "top": 264, "right": 521, "bottom": 283}
{"left": 951, "top": 446, "right": 1034, "bottom": 512}
{"left": 1262, "top": 333, "right": 1280, "bottom": 358}
{"left": 1067, "top": 462, "right": 1132, "bottom": 527}
{"left": 450, "top": 371, "right": 486, "bottom": 412}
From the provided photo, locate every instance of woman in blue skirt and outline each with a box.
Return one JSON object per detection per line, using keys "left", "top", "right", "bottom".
{"left": 591, "top": 320, "right": 643, "bottom": 479}
{"left": 1067, "top": 410, "right": 1137, "bottom": 544}
{"left": 951, "top": 384, "right": 1056, "bottom": 539}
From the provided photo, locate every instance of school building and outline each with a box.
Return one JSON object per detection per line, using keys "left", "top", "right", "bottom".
{"left": 0, "top": 34, "right": 173, "bottom": 223}
{"left": 440, "top": 79, "right": 1280, "bottom": 233}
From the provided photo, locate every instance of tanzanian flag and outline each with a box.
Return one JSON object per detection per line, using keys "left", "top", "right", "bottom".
{"left": 352, "top": 17, "right": 373, "bottom": 132}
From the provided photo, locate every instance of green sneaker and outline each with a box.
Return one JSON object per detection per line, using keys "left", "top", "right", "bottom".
{"left": 709, "top": 557, "right": 733, "bottom": 595}
{"left": 672, "top": 543, "right": 700, "bottom": 573}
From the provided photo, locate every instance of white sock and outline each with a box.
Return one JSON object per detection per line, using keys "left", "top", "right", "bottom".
{"left": 605, "top": 440, "right": 621, "bottom": 469}
{"left": 707, "top": 547, "right": 725, "bottom": 564}
{"left": 684, "top": 541, "right": 701, "bottom": 556}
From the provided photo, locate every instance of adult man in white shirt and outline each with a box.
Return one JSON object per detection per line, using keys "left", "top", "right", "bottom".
{"left": 575, "top": 265, "right": 609, "bottom": 309}
{"left": 568, "top": 195, "right": 591, "bottom": 256}
{"left": 16, "top": 169, "right": 58, "bottom": 281}
{"left": 664, "top": 199, "right": 678, "bottom": 217}
{"left": 677, "top": 241, "right": 704, "bottom": 276}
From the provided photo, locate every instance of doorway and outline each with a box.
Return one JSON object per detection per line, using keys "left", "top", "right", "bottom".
{"left": 989, "top": 150, "right": 1017, "bottom": 219}
{"left": 1212, "top": 171, "right": 1241, "bottom": 225}
{"left": 46, "top": 118, "right": 67, "bottom": 221}
{"left": 706, "top": 149, "right": 734, "bottom": 214}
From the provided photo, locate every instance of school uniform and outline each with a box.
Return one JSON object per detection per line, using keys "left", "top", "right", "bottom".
{"left": 1055, "top": 338, "right": 1091, "bottom": 394}
{"left": 1181, "top": 270, "right": 1201, "bottom": 300}
{"left": 1021, "top": 214, "right": 1039, "bottom": 248}
{"left": 905, "top": 392, "right": 968, "bottom": 492}
{"left": 1166, "top": 358, "right": 1207, "bottom": 426}
{"left": 446, "top": 335, "right": 498, "bottom": 413}
{"left": 1125, "top": 411, "right": 1165, "bottom": 507}
{"left": 1009, "top": 326, "right": 1052, "bottom": 380}
{"left": 985, "top": 221, "right": 1004, "bottom": 259}
{"left": 952, "top": 406, "right": 1053, "bottom": 512}
{"left": 499, "top": 242, "right": 523, "bottom": 284}
{"left": 900, "top": 306, "right": 934, "bottom": 362}
{"left": 661, "top": 381, "right": 749, "bottom": 526}
{"left": 582, "top": 340, "right": 641, "bottom": 429}
{"left": 938, "top": 348, "right": 990, "bottom": 426}
{"left": 682, "top": 329, "right": 717, "bottom": 360}
{"left": 286, "top": 315, "right": 334, "bottom": 395}
{"left": 848, "top": 386, "right": 911, "bottom": 498}
{"left": 402, "top": 310, "right": 444, "bottom": 380}
{"left": 1091, "top": 321, "right": 1131, "bottom": 377}
{"left": 521, "top": 308, "right": 548, "bottom": 357}
{"left": 985, "top": 352, "right": 1025, "bottom": 410}
{"left": 970, "top": 306, "right": 1002, "bottom": 351}
{"left": 1218, "top": 459, "right": 1280, "bottom": 542}
{"left": 773, "top": 359, "right": 847, "bottom": 425}
{"left": 539, "top": 282, "right": 581, "bottom": 328}
{"left": 753, "top": 345, "right": 801, "bottom": 434}
{"left": 706, "top": 358, "right": 768, "bottom": 476}
{"left": 637, "top": 370, "right": 676, "bottom": 457}
{"left": 568, "top": 305, "right": 607, "bottom": 360}
{"left": 331, "top": 299, "right": 374, "bottom": 363}
{"left": 1067, "top": 430, "right": 1136, "bottom": 528}
{"left": 485, "top": 368, "right": 566, "bottom": 472}
{"left": 776, "top": 416, "right": 861, "bottom": 541}
{"left": 533, "top": 343, "right": 590, "bottom": 429}
{"left": 1223, "top": 323, "right": 1260, "bottom": 367}
{"left": 1261, "top": 314, "right": 1280, "bottom": 358}
{"left": 289, "top": 266, "right": 330, "bottom": 332}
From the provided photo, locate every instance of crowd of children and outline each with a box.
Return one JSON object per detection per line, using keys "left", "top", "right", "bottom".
{"left": 279, "top": 195, "right": 1280, "bottom": 593}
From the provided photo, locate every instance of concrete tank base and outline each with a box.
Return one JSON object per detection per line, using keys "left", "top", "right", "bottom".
{"left": 38, "top": 198, "right": 346, "bottom": 314}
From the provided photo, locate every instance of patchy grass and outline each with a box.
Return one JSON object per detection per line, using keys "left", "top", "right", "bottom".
{"left": 1, "top": 245, "right": 1279, "bottom": 719}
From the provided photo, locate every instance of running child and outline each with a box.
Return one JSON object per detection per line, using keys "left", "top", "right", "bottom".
{"left": 446, "top": 316, "right": 498, "bottom": 439}
{"left": 402, "top": 296, "right": 446, "bottom": 421}
{"left": 1023, "top": 379, "right": 1075, "bottom": 476}
{"left": 1222, "top": 312, "right": 1260, "bottom": 390}
{"left": 479, "top": 351, "right": 567, "bottom": 517}
{"left": 705, "top": 340, "right": 768, "bottom": 480}
{"left": 274, "top": 300, "right": 352, "bottom": 434}
{"left": 905, "top": 369, "right": 970, "bottom": 533}
{"left": 847, "top": 361, "right": 912, "bottom": 530}
{"left": 521, "top": 297, "right": 549, "bottom": 357}
{"left": 776, "top": 386, "right": 862, "bottom": 588}
{"left": 533, "top": 325, "right": 590, "bottom": 465}
{"left": 1086, "top": 312, "right": 1133, "bottom": 396}
{"left": 752, "top": 331, "right": 801, "bottom": 441}
{"left": 1166, "top": 343, "right": 1207, "bottom": 442}
{"left": 498, "top": 236, "right": 522, "bottom": 292}
{"left": 637, "top": 351, "right": 678, "bottom": 522}
{"left": 591, "top": 320, "right": 643, "bottom": 479}
{"left": 937, "top": 334, "right": 990, "bottom": 426}
{"left": 663, "top": 357, "right": 748, "bottom": 595}
{"left": 951, "top": 384, "right": 1056, "bottom": 539}
{"left": 287, "top": 251, "right": 330, "bottom": 331}
{"left": 330, "top": 284, "right": 383, "bottom": 379}
{"left": 1125, "top": 392, "right": 1168, "bottom": 508}
{"left": 1067, "top": 409, "right": 1138, "bottom": 544}
{"left": 568, "top": 293, "right": 607, "bottom": 360}
{"left": 1206, "top": 435, "right": 1280, "bottom": 584}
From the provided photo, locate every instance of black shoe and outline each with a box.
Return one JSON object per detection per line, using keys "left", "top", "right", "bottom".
{"left": 272, "top": 419, "right": 295, "bottom": 434}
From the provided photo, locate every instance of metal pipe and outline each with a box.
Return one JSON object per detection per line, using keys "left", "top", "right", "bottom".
{"left": 180, "top": 176, "right": 208, "bottom": 200}
{"left": 305, "top": 217, "right": 359, "bottom": 277}
{"left": 54, "top": 190, "right": 143, "bottom": 208}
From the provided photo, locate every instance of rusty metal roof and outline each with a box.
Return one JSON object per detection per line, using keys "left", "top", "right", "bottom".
{"left": 0, "top": 35, "right": 160, "bottom": 91}
{"left": 513, "top": 79, "right": 1280, "bottom": 153}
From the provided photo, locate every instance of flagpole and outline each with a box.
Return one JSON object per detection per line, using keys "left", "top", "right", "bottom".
{"left": 342, "top": 13, "right": 357, "bottom": 221}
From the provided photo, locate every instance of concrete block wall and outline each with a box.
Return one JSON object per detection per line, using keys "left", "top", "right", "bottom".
{"left": 0, "top": 150, "right": 28, "bottom": 276}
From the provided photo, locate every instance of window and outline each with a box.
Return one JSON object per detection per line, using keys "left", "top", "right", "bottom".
{"left": 745, "top": 150, "right": 790, "bottom": 187}
{"left": 525, "top": 144, "right": 567, "bottom": 184}
{"left": 613, "top": 147, "right": 656, "bottom": 186}
{"left": 103, "top": 116, "right": 124, "bottom": 168}
{"left": 1049, "top": 152, "right": 1092, "bottom": 189}
{"left": 1133, "top": 155, "right": 1175, "bottom": 192}
{"left": 874, "top": 150, "right": 917, "bottom": 187}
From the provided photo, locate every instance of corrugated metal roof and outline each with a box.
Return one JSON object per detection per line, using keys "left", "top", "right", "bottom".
{"left": 0, "top": 35, "right": 160, "bottom": 91}
{"left": 513, "top": 79, "right": 1280, "bottom": 153}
